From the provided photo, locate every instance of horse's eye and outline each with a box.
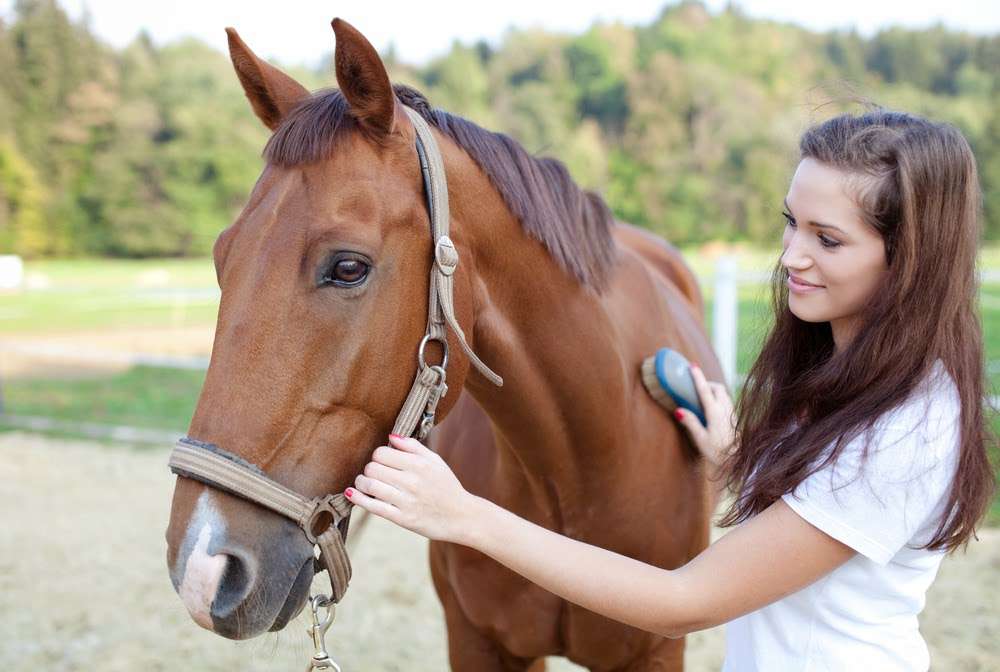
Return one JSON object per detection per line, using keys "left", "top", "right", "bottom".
{"left": 322, "top": 258, "right": 370, "bottom": 287}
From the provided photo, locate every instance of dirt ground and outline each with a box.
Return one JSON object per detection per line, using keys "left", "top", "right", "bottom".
{"left": 1, "top": 432, "right": 997, "bottom": 671}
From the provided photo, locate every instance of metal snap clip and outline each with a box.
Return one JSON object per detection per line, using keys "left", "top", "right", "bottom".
{"left": 305, "top": 594, "right": 341, "bottom": 671}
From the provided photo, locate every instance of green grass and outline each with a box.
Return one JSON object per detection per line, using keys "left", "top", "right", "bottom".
{"left": 1, "top": 365, "right": 204, "bottom": 430}
{"left": 12, "top": 257, "right": 216, "bottom": 287}
{"left": 990, "top": 435, "right": 1000, "bottom": 525}
{"left": 0, "top": 257, "right": 219, "bottom": 334}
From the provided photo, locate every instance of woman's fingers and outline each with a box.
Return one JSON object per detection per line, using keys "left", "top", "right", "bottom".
{"left": 345, "top": 435, "right": 473, "bottom": 544}
{"left": 689, "top": 365, "right": 715, "bottom": 405}
{"left": 345, "top": 486, "right": 402, "bottom": 523}
{"left": 705, "top": 382, "right": 728, "bottom": 409}
{"left": 362, "top": 460, "right": 412, "bottom": 490}
{"left": 676, "top": 407, "right": 708, "bottom": 440}
{"left": 708, "top": 381, "right": 734, "bottom": 403}
{"left": 354, "top": 472, "right": 404, "bottom": 506}
{"left": 371, "top": 444, "right": 422, "bottom": 471}
{"left": 389, "top": 433, "right": 436, "bottom": 456}
{"left": 689, "top": 367, "right": 736, "bottom": 430}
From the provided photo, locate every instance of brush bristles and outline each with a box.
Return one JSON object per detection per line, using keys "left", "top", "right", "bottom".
{"left": 641, "top": 356, "right": 677, "bottom": 411}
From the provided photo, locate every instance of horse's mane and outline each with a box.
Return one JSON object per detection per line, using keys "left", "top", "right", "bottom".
{"left": 263, "top": 84, "right": 618, "bottom": 291}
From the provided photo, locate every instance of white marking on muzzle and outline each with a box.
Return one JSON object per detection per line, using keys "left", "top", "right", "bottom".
{"left": 178, "top": 493, "right": 228, "bottom": 630}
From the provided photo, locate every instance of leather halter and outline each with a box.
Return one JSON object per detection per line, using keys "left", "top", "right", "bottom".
{"left": 168, "top": 105, "right": 503, "bottom": 604}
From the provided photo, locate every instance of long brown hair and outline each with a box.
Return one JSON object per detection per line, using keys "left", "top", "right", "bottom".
{"left": 721, "top": 109, "right": 996, "bottom": 551}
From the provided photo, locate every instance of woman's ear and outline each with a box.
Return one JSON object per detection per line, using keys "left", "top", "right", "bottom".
{"left": 225, "top": 27, "right": 310, "bottom": 131}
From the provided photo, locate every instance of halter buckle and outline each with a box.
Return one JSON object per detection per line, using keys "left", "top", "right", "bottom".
{"left": 435, "top": 235, "right": 459, "bottom": 276}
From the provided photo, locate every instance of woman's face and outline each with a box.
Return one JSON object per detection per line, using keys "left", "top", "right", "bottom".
{"left": 780, "top": 158, "right": 889, "bottom": 349}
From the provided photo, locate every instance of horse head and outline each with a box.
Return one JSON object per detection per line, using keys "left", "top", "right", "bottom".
{"left": 165, "top": 18, "right": 477, "bottom": 639}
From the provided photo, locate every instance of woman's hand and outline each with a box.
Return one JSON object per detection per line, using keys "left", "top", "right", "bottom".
{"left": 344, "top": 434, "right": 477, "bottom": 544}
{"left": 674, "top": 365, "right": 737, "bottom": 469}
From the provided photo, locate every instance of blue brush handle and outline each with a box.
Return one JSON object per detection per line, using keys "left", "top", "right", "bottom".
{"left": 653, "top": 348, "right": 707, "bottom": 426}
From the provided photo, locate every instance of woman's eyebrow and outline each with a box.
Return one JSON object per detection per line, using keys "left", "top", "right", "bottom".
{"left": 783, "top": 199, "right": 847, "bottom": 234}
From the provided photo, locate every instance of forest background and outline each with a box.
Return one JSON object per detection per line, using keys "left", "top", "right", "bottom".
{"left": 2, "top": 0, "right": 998, "bottom": 258}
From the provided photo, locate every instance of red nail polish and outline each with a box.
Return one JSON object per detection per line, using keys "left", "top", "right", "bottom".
{"left": 345, "top": 488, "right": 354, "bottom": 498}
{"left": 674, "top": 410, "right": 684, "bottom": 420}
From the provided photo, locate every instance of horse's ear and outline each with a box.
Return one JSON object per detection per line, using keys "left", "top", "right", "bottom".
{"left": 331, "top": 18, "right": 398, "bottom": 137}
{"left": 225, "top": 27, "right": 310, "bottom": 131}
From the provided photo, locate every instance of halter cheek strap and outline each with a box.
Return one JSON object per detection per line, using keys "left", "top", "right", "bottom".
{"left": 168, "top": 103, "right": 502, "bottom": 604}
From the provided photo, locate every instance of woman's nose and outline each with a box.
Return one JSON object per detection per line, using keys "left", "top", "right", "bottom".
{"left": 780, "top": 233, "right": 812, "bottom": 271}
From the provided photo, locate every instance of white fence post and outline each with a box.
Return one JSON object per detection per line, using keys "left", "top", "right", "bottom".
{"left": 713, "top": 255, "right": 738, "bottom": 389}
{"left": 0, "top": 255, "right": 23, "bottom": 290}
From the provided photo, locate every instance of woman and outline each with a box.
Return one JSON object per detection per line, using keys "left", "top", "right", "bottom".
{"left": 344, "top": 109, "right": 996, "bottom": 670}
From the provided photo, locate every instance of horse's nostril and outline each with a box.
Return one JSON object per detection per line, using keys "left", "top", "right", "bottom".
{"left": 211, "top": 551, "right": 256, "bottom": 619}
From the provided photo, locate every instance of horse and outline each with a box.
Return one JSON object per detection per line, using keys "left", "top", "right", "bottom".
{"left": 165, "top": 18, "right": 723, "bottom": 671}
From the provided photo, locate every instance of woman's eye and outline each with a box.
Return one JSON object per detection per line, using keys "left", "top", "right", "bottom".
{"left": 321, "top": 258, "right": 370, "bottom": 286}
{"left": 784, "top": 212, "right": 839, "bottom": 248}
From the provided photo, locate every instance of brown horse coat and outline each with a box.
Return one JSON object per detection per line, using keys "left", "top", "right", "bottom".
{"left": 165, "top": 18, "right": 723, "bottom": 672}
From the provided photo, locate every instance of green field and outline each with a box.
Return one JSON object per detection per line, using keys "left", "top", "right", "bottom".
{"left": 0, "top": 258, "right": 219, "bottom": 334}
{"left": 2, "top": 254, "right": 998, "bottom": 523}
{"left": 3, "top": 365, "right": 205, "bottom": 431}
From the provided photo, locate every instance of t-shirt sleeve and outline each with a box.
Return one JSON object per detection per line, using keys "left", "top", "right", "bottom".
{"left": 781, "top": 416, "right": 958, "bottom": 566}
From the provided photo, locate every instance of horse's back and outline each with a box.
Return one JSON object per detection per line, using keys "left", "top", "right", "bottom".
{"left": 612, "top": 221, "right": 704, "bottom": 320}
{"left": 607, "top": 222, "right": 723, "bottom": 387}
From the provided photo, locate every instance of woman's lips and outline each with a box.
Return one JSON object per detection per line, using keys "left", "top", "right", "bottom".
{"left": 788, "top": 274, "right": 824, "bottom": 292}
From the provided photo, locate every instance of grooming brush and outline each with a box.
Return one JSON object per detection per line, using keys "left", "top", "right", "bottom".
{"left": 640, "top": 347, "right": 707, "bottom": 426}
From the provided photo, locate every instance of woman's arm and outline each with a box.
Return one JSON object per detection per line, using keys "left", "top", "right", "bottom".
{"left": 346, "top": 435, "right": 854, "bottom": 638}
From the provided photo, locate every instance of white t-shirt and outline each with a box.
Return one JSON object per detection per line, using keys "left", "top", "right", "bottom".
{"left": 722, "top": 359, "right": 962, "bottom": 672}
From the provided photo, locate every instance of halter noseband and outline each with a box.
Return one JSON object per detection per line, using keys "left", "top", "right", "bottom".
{"left": 168, "top": 105, "right": 502, "bottom": 604}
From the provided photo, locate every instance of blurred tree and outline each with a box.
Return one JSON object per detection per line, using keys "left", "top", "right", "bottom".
{"left": 422, "top": 42, "right": 492, "bottom": 124}
{"left": 565, "top": 25, "right": 632, "bottom": 135}
{"left": 0, "top": 138, "right": 46, "bottom": 254}
{"left": 0, "top": 0, "right": 996, "bottom": 256}
{"left": 979, "top": 101, "right": 1000, "bottom": 241}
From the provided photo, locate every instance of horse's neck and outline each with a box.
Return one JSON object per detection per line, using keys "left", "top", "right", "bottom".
{"left": 450, "top": 156, "right": 631, "bottom": 484}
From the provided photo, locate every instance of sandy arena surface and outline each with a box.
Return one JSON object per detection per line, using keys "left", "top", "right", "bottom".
{"left": 0, "top": 432, "right": 997, "bottom": 671}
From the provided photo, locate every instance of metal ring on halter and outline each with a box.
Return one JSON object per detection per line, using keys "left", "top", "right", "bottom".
{"left": 303, "top": 495, "right": 341, "bottom": 545}
{"left": 418, "top": 333, "right": 449, "bottom": 370}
